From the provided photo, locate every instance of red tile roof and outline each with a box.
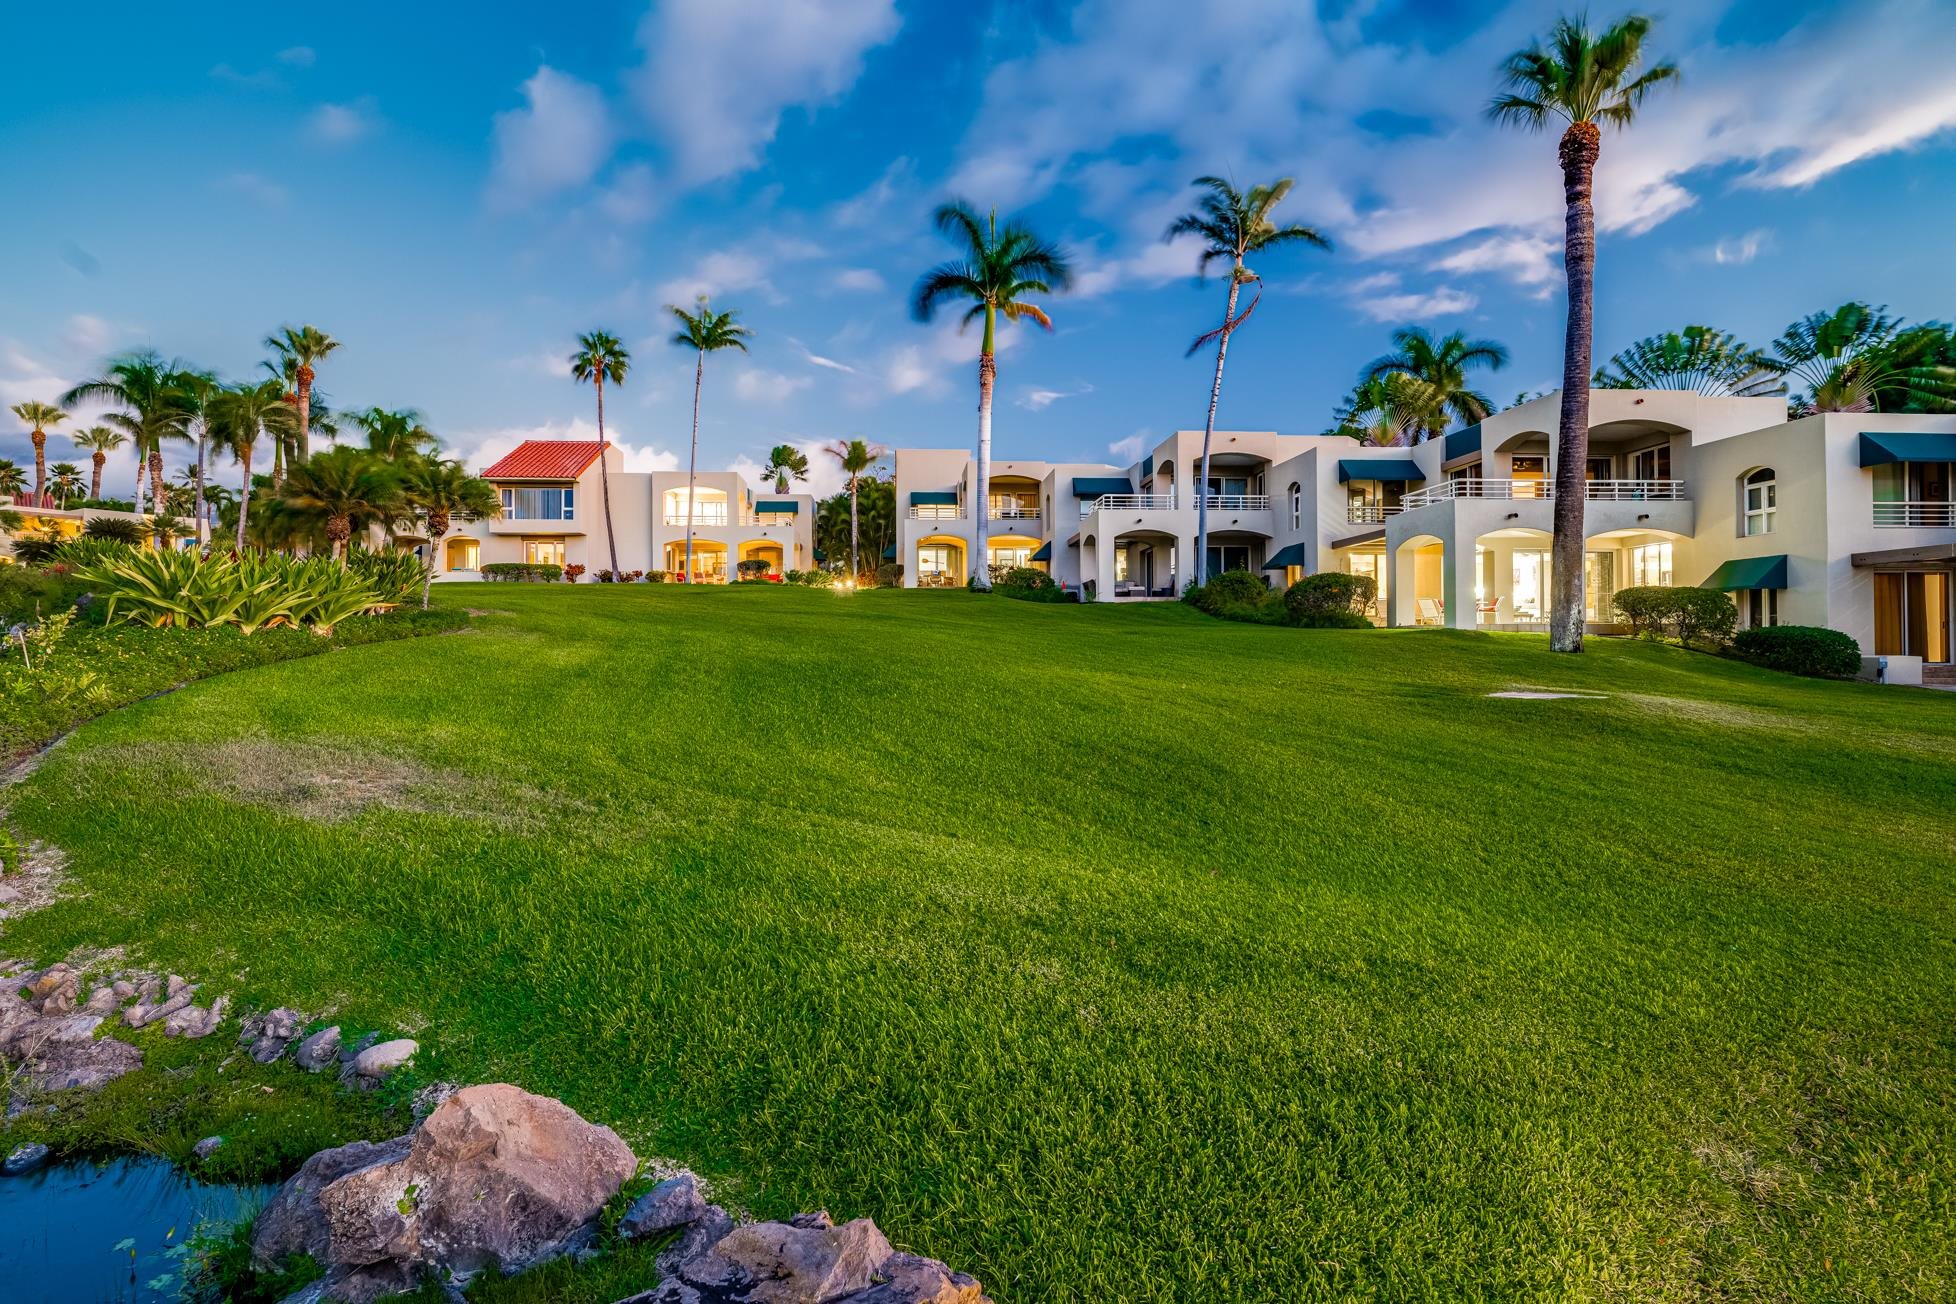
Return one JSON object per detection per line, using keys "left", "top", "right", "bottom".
{"left": 482, "top": 440, "right": 609, "bottom": 480}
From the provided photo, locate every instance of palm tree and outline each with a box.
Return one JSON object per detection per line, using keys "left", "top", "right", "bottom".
{"left": 61, "top": 351, "right": 193, "bottom": 525}
{"left": 1336, "top": 374, "right": 1444, "bottom": 447}
{"left": 265, "top": 325, "right": 339, "bottom": 460}
{"left": 569, "top": 331, "right": 629, "bottom": 576}
{"left": 71, "top": 425, "right": 129, "bottom": 500}
{"left": 278, "top": 446, "right": 402, "bottom": 564}
{"left": 763, "top": 444, "right": 809, "bottom": 494}
{"left": 400, "top": 458, "right": 502, "bottom": 607}
{"left": 1363, "top": 327, "right": 1510, "bottom": 442}
{"left": 1164, "top": 176, "right": 1330, "bottom": 587}
{"left": 9, "top": 402, "right": 68, "bottom": 502}
{"left": 668, "top": 297, "right": 752, "bottom": 581}
{"left": 48, "top": 462, "right": 85, "bottom": 507}
{"left": 347, "top": 407, "right": 440, "bottom": 462}
{"left": 0, "top": 460, "right": 24, "bottom": 500}
{"left": 1490, "top": 13, "right": 1677, "bottom": 652}
{"left": 912, "top": 202, "right": 1074, "bottom": 590}
{"left": 1769, "top": 303, "right": 1956, "bottom": 414}
{"left": 168, "top": 367, "right": 219, "bottom": 544}
{"left": 209, "top": 379, "right": 296, "bottom": 549}
{"left": 825, "top": 438, "right": 884, "bottom": 579}
{"left": 1594, "top": 325, "right": 1784, "bottom": 397}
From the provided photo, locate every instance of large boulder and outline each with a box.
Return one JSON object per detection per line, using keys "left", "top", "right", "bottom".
{"left": 252, "top": 1083, "right": 636, "bottom": 1300}
{"left": 0, "top": 992, "right": 143, "bottom": 1094}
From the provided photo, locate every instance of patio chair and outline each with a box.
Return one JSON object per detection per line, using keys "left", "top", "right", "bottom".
{"left": 1416, "top": 597, "right": 1445, "bottom": 625}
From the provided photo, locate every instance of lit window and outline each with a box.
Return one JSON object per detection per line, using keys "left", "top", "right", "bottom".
{"left": 1630, "top": 542, "right": 1673, "bottom": 587}
{"left": 1743, "top": 469, "right": 1776, "bottom": 537}
{"left": 523, "top": 539, "right": 566, "bottom": 566}
{"left": 500, "top": 487, "right": 575, "bottom": 520}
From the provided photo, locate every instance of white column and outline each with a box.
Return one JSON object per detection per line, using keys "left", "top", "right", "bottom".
{"left": 1389, "top": 544, "right": 1418, "bottom": 627}
{"left": 1444, "top": 527, "right": 1478, "bottom": 630}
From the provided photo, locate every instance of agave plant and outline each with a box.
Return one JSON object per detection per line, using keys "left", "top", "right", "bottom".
{"left": 346, "top": 549, "right": 427, "bottom": 604}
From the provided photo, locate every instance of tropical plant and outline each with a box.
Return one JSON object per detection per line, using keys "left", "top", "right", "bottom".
{"left": 83, "top": 516, "right": 143, "bottom": 545}
{"left": 1490, "top": 12, "right": 1677, "bottom": 652}
{"left": 47, "top": 463, "right": 85, "bottom": 507}
{"left": 70, "top": 425, "right": 129, "bottom": 501}
{"left": 208, "top": 378, "right": 298, "bottom": 549}
{"left": 1362, "top": 327, "right": 1509, "bottom": 441}
{"left": 9, "top": 401, "right": 68, "bottom": 501}
{"left": 264, "top": 325, "right": 339, "bottom": 461}
{"left": 1336, "top": 374, "right": 1446, "bottom": 447}
{"left": 1769, "top": 303, "right": 1956, "bottom": 414}
{"left": 569, "top": 331, "right": 629, "bottom": 576}
{"left": 0, "top": 460, "right": 27, "bottom": 500}
{"left": 824, "top": 440, "right": 885, "bottom": 578}
{"left": 763, "top": 444, "right": 809, "bottom": 494}
{"left": 1164, "top": 176, "right": 1330, "bottom": 587}
{"left": 346, "top": 549, "right": 426, "bottom": 605}
{"left": 279, "top": 446, "right": 404, "bottom": 564}
{"left": 347, "top": 407, "right": 440, "bottom": 462}
{"left": 61, "top": 351, "right": 194, "bottom": 522}
{"left": 164, "top": 367, "right": 220, "bottom": 543}
{"left": 912, "top": 201, "right": 1074, "bottom": 590}
{"left": 1593, "top": 325, "right": 1783, "bottom": 397}
{"left": 399, "top": 458, "right": 501, "bottom": 607}
{"left": 668, "top": 296, "right": 752, "bottom": 581}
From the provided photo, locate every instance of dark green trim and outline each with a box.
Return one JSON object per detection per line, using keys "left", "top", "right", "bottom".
{"left": 1030, "top": 541, "right": 1052, "bottom": 562}
{"left": 1857, "top": 432, "right": 1956, "bottom": 467}
{"left": 910, "top": 491, "right": 958, "bottom": 506}
{"left": 755, "top": 500, "right": 800, "bottom": 514}
{"left": 1700, "top": 554, "right": 1788, "bottom": 591}
{"left": 1443, "top": 426, "right": 1482, "bottom": 461}
{"left": 1337, "top": 458, "right": 1423, "bottom": 484}
{"left": 1072, "top": 477, "right": 1134, "bottom": 498}
{"left": 1262, "top": 542, "right": 1308, "bottom": 570}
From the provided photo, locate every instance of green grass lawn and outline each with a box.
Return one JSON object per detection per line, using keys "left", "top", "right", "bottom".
{"left": 8, "top": 586, "right": 1954, "bottom": 1300}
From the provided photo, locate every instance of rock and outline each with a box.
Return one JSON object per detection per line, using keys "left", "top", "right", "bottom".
{"left": 340, "top": 1031, "right": 380, "bottom": 1064}
{"left": 244, "top": 1006, "right": 305, "bottom": 1063}
{"left": 675, "top": 1216, "right": 895, "bottom": 1303}
{"left": 252, "top": 1083, "right": 636, "bottom": 1300}
{"left": 193, "top": 1136, "right": 225, "bottom": 1160}
{"left": 0, "top": 1008, "right": 144, "bottom": 1093}
{"left": 412, "top": 1081, "right": 460, "bottom": 1120}
{"left": 25, "top": 965, "right": 79, "bottom": 1016}
{"left": 81, "top": 985, "right": 120, "bottom": 1015}
{"left": 163, "top": 995, "right": 228, "bottom": 1039}
{"left": 294, "top": 1025, "right": 342, "bottom": 1071}
{"left": 3, "top": 1142, "right": 49, "bottom": 1176}
{"left": 124, "top": 980, "right": 196, "bottom": 1029}
{"left": 619, "top": 1173, "right": 708, "bottom": 1241}
{"left": 657, "top": 1205, "right": 736, "bottom": 1278}
{"left": 345, "top": 1037, "right": 417, "bottom": 1087}
{"left": 111, "top": 979, "right": 136, "bottom": 1001}
{"left": 845, "top": 1253, "right": 992, "bottom": 1304}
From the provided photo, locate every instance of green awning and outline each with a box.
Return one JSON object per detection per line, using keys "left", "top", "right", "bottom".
{"left": 882, "top": 544, "right": 896, "bottom": 560}
{"left": 1140, "top": 454, "right": 1154, "bottom": 479}
{"left": 1072, "top": 477, "right": 1133, "bottom": 498}
{"left": 910, "top": 491, "right": 958, "bottom": 506}
{"left": 1444, "top": 426, "right": 1482, "bottom": 461}
{"left": 1701, "top": 554, "right": 1787, "bottom": 590}
{"left": 1337, "top": 458, "right": 1423, "bottom": 483}
{"left": 755, "top": 499, "right": 799, "bottom": 514}
{"left": 1262, "top": 542, "right": 1308, "bottom": 570}
{"left": 1030, "top": 541, "right": 1052, "bottom": 562}
{"left": 1857, "top": 432, "right": 1956, "bottom": 467}
{"left": 813, "top": 549, "right": 826, "bottom": 562}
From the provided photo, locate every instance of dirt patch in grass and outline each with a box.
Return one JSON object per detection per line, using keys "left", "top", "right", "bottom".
{"left": 100, "top": 739, "right": 560, "bottom": 828}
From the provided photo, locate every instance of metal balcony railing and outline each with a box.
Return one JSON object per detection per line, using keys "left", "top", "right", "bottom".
{"left": 1399, "top": 478, "right": 1687, "bottom": 508}
{"left": 1873, "top": 501, "right": 1956, "bottom": 527}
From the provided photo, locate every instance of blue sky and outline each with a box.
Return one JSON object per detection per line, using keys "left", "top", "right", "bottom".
{"left": 4, "top": 0, "right": 1955, "bottom": 497}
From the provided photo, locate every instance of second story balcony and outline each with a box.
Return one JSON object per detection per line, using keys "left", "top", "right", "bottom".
{"left": 1874, "top": 501, "right": 1956, "bottom": 528}
{"left": 1400, "top": 478, "right": 1688, "bottom": 509}
{"left": 1346, "top": 504, "right": 1403, "bottom": 523}
{"left": 1079, "top": 493, "right": 1270, "bottom": 517}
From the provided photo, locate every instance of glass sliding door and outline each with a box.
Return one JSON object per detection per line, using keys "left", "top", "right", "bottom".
{"left": 1584, "top": 551, "right": 1617, "bottom": 621}
{"left": 1875, "top": 571, "right": 1952, "bottom": 662}
{"left": 1512, "top": 550, "right": 1548, "bottom": 620}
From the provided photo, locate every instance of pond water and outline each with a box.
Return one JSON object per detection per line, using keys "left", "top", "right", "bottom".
{"left": 0, "top": 1156, "right": 275, "bottom": 1303}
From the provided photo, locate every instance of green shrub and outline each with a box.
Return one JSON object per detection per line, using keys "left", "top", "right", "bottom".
{"left": 346, "top": 549, "right": 426, "bottom": 603}
{"left": 1613, "top": 585, "right": 1737, "bottom": 647}
{"left": 996, "top": 566, "right": 1062, "bottom": 603}
{"left": 737, "top": 558, "right": 772, "bottom": 580}
{"left": 481, "top": 562, "right": 563, "bottom": 583}
{"left": 1283, "top": 572, "right": 1377, "bottom": 627}
{"left": 873, "top": 562, "right": 902, "bottom": 588}
{"left": 1188, "top": 569, "right": 1270, "bottom": 615}
{"left": 0, "top": 563, "right": 87, "bottom": 625}
{"left": 81, "top": 497, "right": 136, "bottom": 512}
{"left": 1732, "top": 625, "right": 1862, "bottom": 679}
{"left": 65, "top": 548, "right": 397, "bottom": 635}
{"left": 83, "top": 517, "right": 144, "bottom": 544}
{"left": 794, "top": 569, "right": 835, "bottom": 588}
{"left": 8, "top": 529, "right": 68, "bottom": 565}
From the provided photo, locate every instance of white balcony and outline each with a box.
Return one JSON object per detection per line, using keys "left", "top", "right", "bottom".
{"left": 1874, "top": 501, "right": 1956, "bottom": 528}
{"left": 989, "top": 505, "right": 1041, "bottom": 521}
{"left": 1346, "top": 504, "right": 1403, "bottom": 523}
{"left": 1082, "top": 493, "right": 1176, "bottom": 516}
{"left": 908, "top": 505, "right": 964, "bottom": 520}
{"left": 1399, "top": 478, "right": 1687, "bottom": 509}
{"left": 664, "top": 511, "right": 730, "bottom": 526}
{"left": 1203, "top": 494, "right": 1270, "bottom": 511}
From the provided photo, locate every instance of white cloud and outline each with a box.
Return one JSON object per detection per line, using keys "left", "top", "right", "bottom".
{"left": 1018, "top": 382, "right": 1093, "bottom": 411}
{"left": 830, "top": 267, "right": 886, "bottom": 293}
{"left": 883, "top": 345, "right": 937, "bottom": 396}
{"left": 1710, "top": 228, "right": 1773, "bottom": 265}
{"left": 209, "top": 63, "right": 281, "bottom": 89}
{"left": 1073, "top": 235, "right": 1206, "bottom": 298}
{"left": 595, "top": 164, "right": 661, "bottom": 225}
{"left": 1352, "top": 286, "right": 1476, "bottom": 322}
{"left": 1431, "top": 235, "right": 1561, "bottom": 296}
{"left": 1107, "top": 431, "right": 1148, "bottom": 462}
{"left": 787, "top": 338, "right": 859, "bottom": 375}
{"left": 449, "top": 417, "right": 678, "bottom": 476}
{"left": 634, "top": 0, "right": 900, "bottom": 185}
{"left": 734, "top": 369, "right": 814, "bottom": 404}
{"left": 278, "top": 46, "right": 316, "bottom": 67}
{"left": 509, "top": 349, "right": 573, "bottom": 379}
{"left": 62, "top": 314, "right": 113, "bottom": 354}
{"left": 218, "top": 171, "right": 290, "bottom": 208}
{"left": 308, "top": 98, "right": 378, "bottom": 145}
{"left": 489, "top": 66, "right": 613, "bottom": 207}
{"left": 657, "top": 250, "right": 774, "bottom": 306}
{"left": 828, "top": 156, "right": 917, "bottom": 229}
{"left": 877, "top": 315, "right": 1024, "bottom": 398}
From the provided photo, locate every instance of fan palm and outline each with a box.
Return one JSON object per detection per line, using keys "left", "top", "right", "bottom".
{"left": 1593, "top": 325, "right": 1784, "bottom": 397}
{"left": 61, "top": 351, "right": 194, "bottom": 524}
{"left": 569, "top": 331, "right": 629, "bottom": 576}
{"left": 825, "top": 439, "right": 884, "bottom": 579}
{"left": 400, "top": 458, "right": 502, "bottom": 607}
{"left": 278, "top": 446, "right": 403, "bottom": 564}
{"left": 0, "top": 460, "right": 24, "bottom": 499}
{"left": 71, "top": 425, "right": 129, "bottom": 500}
{"left": 1490, "top": 13, "right": 1677, "bottom": 652}
{"left": 912, "top": 201, "right": 1073, "bottom": 589}
{"left": 48, "top": 463, "right": 85, "bottom": 507}
{"left": 1769, "top": 304, "right": 1956, "bottom": 414}
{"left": 1337, "top": 374, "right": 1445, "bottom": 447}
{"left": 1164, "top": 176, "right": 1330, "bottom": 586}
{"left": 265, "top": 325, "right": 339, "bottom": 460}
{"left": 9, "top": 401, "right": 68, "bottom": 502}
{"left": 669, "top": 297, "right": 752, "bottom": 581}
{"left": 763, "top": 445, "right": 809, "bottom": 494}
{"left": 1363, "top": 327, "right": 1509, "bottom": 442}
{"left": 209, "top": 379, "right": 298, "bottom": 549}
{"left": 347, "top": 407, "right": 441, "bottom": 462}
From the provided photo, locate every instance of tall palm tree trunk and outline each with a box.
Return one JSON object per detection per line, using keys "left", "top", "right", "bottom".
{"left": 132, "top": 437, "right": 147, "bottom": 522}
{"left": 595, "top": 373, "right": 620, "bottom": 576}
{"left": 297, "top": 369, "right": 313, "bottom": 462}
{"left": 684, "top": 353, "right": 703, "bottom": 582}
{"left": 30, "top": 431, "right": 46, "bottom": 503}
{"left": 236, "top": 444, "right": 254, "bottom": 551}
{"left": 194, "top": 428, "right": 209, "bottom": 546}
{"left": 422, "top": 509, "right": 448, "bottom": 609}
{"left": 1549, "top": 122, "right": 1600, "bottom": 654}
{"left": 1194, "top": 267, "right": 1245, "bottom": 590}
{"left": 90, "top": 451, "right": 105, "bottom": 500}
{"left": 973, "top": 306, "right": 996, "bottom": 591}
{"left": 150, "top": 450, "right": 166, "bottom": 546}
{"left": 849, "top": 478, "right": 860, "bottom": 577}
{"left": 328, "top": 514, "right": 350, "bottom": 565}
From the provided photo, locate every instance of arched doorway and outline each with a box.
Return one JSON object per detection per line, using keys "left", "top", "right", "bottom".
{"left": 444, "top": 537, "right": 480, "bottom": 573}
{"left": 916, "top": 534, "right": 965, "bottom": 588}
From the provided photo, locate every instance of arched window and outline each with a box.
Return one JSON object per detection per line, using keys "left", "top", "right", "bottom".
{"left": 1288, "top": 481, "right": 1302, "bottom": 530}
{"left": 1742, "top": 468, "right": 1776, "bottom": 537}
